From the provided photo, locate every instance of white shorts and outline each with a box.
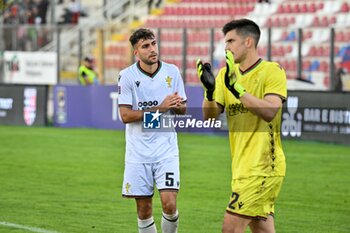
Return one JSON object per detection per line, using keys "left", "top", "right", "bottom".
{"left": 122, "top": 156, "right": 180, "bottom": 197}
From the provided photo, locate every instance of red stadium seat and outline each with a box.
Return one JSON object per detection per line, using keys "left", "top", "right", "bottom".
{"left": 303, "top": 60, "right": 311, "bottom": 70}
{"left": 323, "top": 75, "right": 329, "bottom": 87}
{"left": 320, "top": 16, "right": 329, "bottom": 27}
{"left": 300, "top": 3, "right": 307, "bottom": 13}
{"left": 330, "top": 16, "right": 336, "bottom": 25}
{"left": 292, "top": 4, "right": 300, "bottom": 13}
{"left": 285, "top": 4, "right": 292, "bottom": 13}
{"left": 312, "top": 16, "right": 320, "bottom": 27}
{"left": 319, "top": 61, "right": 329, "bottom": 72}
{"left": 277, "top": 5, "right": 284, "bottom": 13}
{"left": 341, "top": 2, "right": 350, "bottom": 12}
{"left": 335, "top": 31, "right": 345, "bottom": 42}
{"left": 317, "top": 2, "right": 324, "bottom": 10}
{"left": 308, "top": 46, "right": 317, "bottom": 56}
{"left": 289, "top": 60, "right": 297, "bottom": 71}
{"left": 309, "top": 3, "right": 317, "bottom": 12}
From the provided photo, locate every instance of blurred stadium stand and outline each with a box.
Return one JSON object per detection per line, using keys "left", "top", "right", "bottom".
{"left": 141, "top": 0, "right": 350, "bottom": 90}
{"left": 1, "top": 0, "right": 350, "bottom": 90}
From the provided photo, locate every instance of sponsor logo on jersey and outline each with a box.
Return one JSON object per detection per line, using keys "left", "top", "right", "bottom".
{"left": 138, "top": 100, "right": 159, "bottom": 109}
{"left": 135, "top": 81, "right": 140, "bottom": 87}
{"left": 228, "top": 103, "right": 248, "bottom": 116}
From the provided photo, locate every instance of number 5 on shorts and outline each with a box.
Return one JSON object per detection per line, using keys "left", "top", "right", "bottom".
{"left": 165, "top": 172, "right": 174, "bottom": 186}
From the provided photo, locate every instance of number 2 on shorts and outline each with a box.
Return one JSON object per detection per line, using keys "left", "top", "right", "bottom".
{"left": 228, "top": 192, "right": 240, "bottom": 210}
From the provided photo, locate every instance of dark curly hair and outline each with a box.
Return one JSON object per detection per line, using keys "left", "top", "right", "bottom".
{"left": 129, "top": 28, "right": 155, "bottom": 47}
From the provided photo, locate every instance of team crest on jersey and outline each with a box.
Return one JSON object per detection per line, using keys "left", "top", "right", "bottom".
{"left": 165, "top": 76, "right": 172, "bottom": 88}
{"left": 135, "top": 81, "right": 140, "bottom": 87}
{"left": 125, "top": 182, "right": 131, "bottom": 194}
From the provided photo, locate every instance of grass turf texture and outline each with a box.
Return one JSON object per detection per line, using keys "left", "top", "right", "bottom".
{"left": 0, "top": 125, "right": 349, "bottom": 233}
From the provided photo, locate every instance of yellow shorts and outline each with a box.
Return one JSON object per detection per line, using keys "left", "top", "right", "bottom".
{"left": 226, "top": 176, "right": 284, "bottom": 220}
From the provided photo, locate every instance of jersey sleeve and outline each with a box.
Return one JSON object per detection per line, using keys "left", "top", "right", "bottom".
{"left": 118, "top": 71, "right": 133, "bottom": 107}
{"left": 264, "top": 63, "right": 287, "bottom": 101}
{"left": 214, "top": 67, "right": 226, "bottom": 107}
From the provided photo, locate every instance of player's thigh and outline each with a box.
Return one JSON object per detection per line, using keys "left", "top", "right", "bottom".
{"left": 249, "top": 215, "right": 275, "bottom": 233}
{"left": 122, "top": 162, "right": 154, "bottom": 197}
{"left": 136, "top": 197, "right": 153, "bottom": 219}
{"left": 222, "top": 212, "right": 251, "bottom": 233}
{"left": 154, "top": 156, "right": 180, "bottom": 191}
{"left": 159, "top": 191, "right": 178, "bottom": 214}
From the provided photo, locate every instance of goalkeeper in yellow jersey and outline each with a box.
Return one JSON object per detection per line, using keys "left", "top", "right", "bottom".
{"left": 197, "top": 18, "right": 287, "bottom": 233}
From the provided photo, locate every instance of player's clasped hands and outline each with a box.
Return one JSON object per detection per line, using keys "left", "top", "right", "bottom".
{"left": 159, "top": 92, "right": 183, "bottom": 111}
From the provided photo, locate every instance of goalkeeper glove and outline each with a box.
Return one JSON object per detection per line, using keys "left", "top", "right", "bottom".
{"left": 196, "top": 59, "right": 215, "bottom": 101}
{"left": 224, "top": 50, "right": 246, "bottom": 99}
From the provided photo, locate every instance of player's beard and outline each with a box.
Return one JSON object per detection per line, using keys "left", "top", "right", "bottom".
{"left": 142, "top": 53, "right": 158, "bottom": 66}
{"left": 233, "top": 52, "right": 246, "bottom": 64}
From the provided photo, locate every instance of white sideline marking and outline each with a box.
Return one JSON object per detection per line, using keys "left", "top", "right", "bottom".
{"left": 0, "top": 221, "right": 59, "bottom": 233}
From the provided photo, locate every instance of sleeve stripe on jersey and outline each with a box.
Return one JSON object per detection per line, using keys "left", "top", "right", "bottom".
{"left": 119, "top": 104, "right": 132, "bottom": 108}
{"left": 264, "top": 93, "right": 286, "bottom": 103}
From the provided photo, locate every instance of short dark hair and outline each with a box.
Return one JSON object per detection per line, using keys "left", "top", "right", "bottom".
{"left": 222, "top": 18, "right": 261, "bottom": 47}
{"left": 84, "top": 56, "right": 93, "bottom": 62}
{"left": 129, "top": 28, "right": 155, "bottom": 47}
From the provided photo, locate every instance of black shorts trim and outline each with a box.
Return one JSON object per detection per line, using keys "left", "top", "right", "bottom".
{"left": 158, "top": 188, "right": 179, "bottom": 192}
{"left": 122, "top": 194, "right": 154, "bottom": 198}
{"left": 226, "top": 210, "right": 271, "bottom": 221}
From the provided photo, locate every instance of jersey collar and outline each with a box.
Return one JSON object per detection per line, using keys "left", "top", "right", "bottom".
{"left": 239, "top": 58, "right": 263, "bottom": 75}
{"left": 137, "top": 61, "right": 162, "bottom": 78}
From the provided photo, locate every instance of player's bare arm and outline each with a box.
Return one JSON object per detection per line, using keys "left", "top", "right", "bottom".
{"left": 172, "top": 101, "right": 187, "bottom": 115}
{"left": 202, "top": 100, "right": 223, "bottom": 120}
{"left": 239, "top": 93, "right": 282, "bottom": 122}
{"left": 119, "top": 106, "right": 143, "bottom": 123}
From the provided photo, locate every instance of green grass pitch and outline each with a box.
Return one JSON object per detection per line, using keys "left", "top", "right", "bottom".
{"left": 0, "top": 125, "right": 349, "bottom": 233}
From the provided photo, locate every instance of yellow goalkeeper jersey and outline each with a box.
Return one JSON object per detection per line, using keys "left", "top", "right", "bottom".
{"left": 215, "top": 59, "right": 287, "bottom": 179}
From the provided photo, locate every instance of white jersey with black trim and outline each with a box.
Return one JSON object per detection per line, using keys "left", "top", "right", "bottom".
{"left": 118, "top": 61, "right": 187, "bottom": 163}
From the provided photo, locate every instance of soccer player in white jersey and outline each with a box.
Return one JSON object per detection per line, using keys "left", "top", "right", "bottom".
{"left": 118, "top": 28, "right": 187, "bottom": 233}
